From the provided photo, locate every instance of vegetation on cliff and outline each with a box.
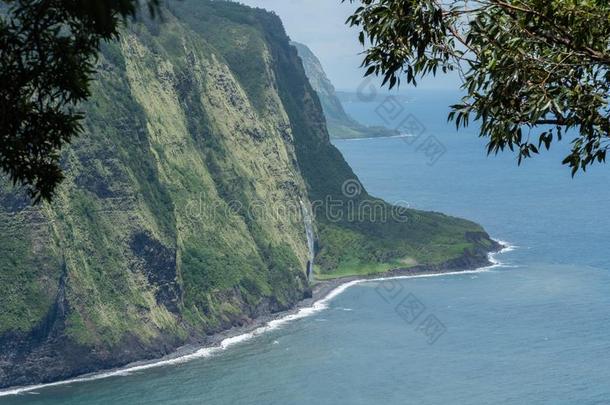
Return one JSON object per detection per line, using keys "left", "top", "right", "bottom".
{"left": 0, "top": 0, "right": 495, "bottom": 387}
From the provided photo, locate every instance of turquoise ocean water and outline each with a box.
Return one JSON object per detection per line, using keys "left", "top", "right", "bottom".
{"left": 4, "top": 90, "right": 610, "bottom": 404}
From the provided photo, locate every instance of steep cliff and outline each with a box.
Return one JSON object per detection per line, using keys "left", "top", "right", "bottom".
{"left": 292, "top": 41, "right": 398, "bottom": 139}
{"left": 0, "top": 0, "right": 497, "bottom": 388}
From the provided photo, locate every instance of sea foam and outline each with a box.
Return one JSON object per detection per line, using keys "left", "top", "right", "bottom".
{"left": 0, "top": 238, "right": 515, "bottom": 397}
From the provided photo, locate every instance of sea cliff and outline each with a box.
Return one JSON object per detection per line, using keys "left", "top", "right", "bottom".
{"left": 0, "top": 0, "right": 498, "bottom": 388}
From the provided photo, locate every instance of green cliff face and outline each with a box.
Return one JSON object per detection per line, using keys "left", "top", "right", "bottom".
{"left": 0, "top": 0, "right": 496, "bottom": 388}
{"left": 291, "top": 41, "right": 398, "bottom": 139}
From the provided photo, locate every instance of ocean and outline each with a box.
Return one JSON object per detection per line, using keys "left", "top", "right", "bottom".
{"left": 5, "top": 89, "right": 610, "bottom": 404}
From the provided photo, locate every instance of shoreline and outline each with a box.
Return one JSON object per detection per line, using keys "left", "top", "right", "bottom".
{"left": 334, "top": 133, "right": 414, "bottom": 142}
{"left": 0, "top": 241, "right": 512, "bottom": 397}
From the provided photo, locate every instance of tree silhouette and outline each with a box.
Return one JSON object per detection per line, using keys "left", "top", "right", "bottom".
{"left": 346, "top": 0, "right": 610, "bottom": 173}
{"left": 0, "top": 0, "right": 159, "bottom": 203}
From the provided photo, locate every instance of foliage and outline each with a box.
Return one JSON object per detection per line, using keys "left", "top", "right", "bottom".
{"left": 346, "top": 0, "right": 610, "bottom": 173}
{"left": 0, "top": 0, "right": 159, "bottom": 203}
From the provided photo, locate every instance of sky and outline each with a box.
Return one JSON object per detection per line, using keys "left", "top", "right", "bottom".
{"left": 235, "top": 0, "right": 460, "bottom": 92}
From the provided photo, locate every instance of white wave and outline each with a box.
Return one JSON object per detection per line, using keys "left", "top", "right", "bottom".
{"left": 0, "top": 237, "right": 516, "bottom": 397}
{"left": 495, "top": 239, "right": 518, "bottom": 253}
{"left": 485, "top": 238, "right": 517, "bottom": 269}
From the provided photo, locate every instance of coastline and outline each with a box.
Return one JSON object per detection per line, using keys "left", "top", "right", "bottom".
{"left": 335, "top": 133, "right": 414, "bottom": 142}
{"left": 0, "top": 240, "right": 510, "bottom": 397}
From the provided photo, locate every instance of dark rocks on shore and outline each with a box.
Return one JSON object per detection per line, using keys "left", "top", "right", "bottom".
{"left": 0, "top": 241, "right": 500, "bottom": 392}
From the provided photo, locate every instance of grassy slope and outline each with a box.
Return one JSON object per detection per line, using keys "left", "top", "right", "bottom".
{"left": 0, "top": 188, "right": 61, "bottom": 334}
{"left": 118, "top": 20, "right": 309, "bottom": 328}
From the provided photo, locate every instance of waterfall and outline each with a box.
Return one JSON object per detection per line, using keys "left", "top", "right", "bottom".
{"left": 300, "top": 200, "right": 315, "bottom": 281}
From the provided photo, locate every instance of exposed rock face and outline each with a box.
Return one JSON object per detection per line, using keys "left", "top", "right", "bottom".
{"left": 130, "top": 232, "right": 182, "bottom": 313}
{"left": 0, "top": 1, "right": 497, "bottom": 388}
